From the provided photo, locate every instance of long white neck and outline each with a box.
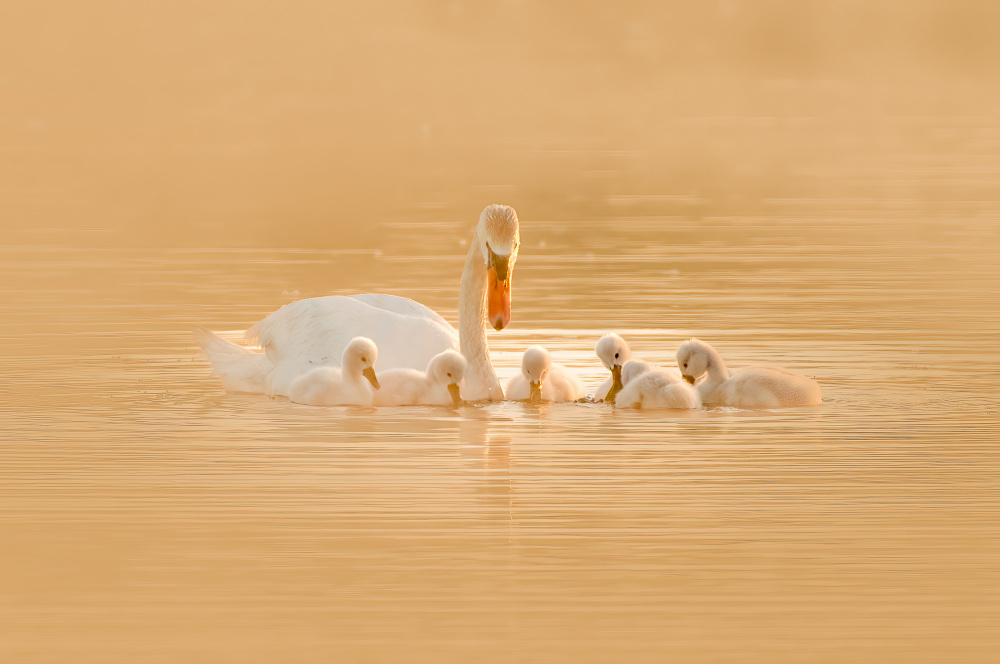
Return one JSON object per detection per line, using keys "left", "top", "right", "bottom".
{"left": 457, "top": 228, "right": 503, "bottom": 401}
{"left": 699, "top": 346, "right": 731, "bottom": 394}
{"left": 341, "top": 355, "right": 365, "bottom": 386}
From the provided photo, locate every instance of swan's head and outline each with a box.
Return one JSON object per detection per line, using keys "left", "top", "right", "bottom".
{"left": 478, "top": 204, "right": 519, "bottom": 331}
{"left": 595, "top": 333, "right": 630, "bottom": 403}
{"left": 621, "top": 359, "right": 652, "bottom": 387}
{"left": 676, "top": 338, "right": 711, "bottom": 385}
{"left": 519, "top": 345, "right": 551, "bottom": 404}
{"left": 343, "top": 337, "right": 380, "bottom": 390}
{"left": 427, "top": 350, "right": 467, "bottom": 407}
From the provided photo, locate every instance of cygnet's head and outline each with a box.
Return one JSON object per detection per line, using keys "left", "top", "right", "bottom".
{"left": 519, "top": 345, "right": 552, "bottom": 403}
{"left": 676, "top": 338, "right": 712, "bottom": 385}
{"left": 478, "top": 204, "right": 520, "bottom": 331}
{"left": 427, "top": 350, "right": 467, "bottom": 406}
{"left": 621, "top": 359, "right": 653, "bottom": 387}
{"left": 343, "top": 337, "right": 380, "bottom": 389}
{"left": 595, "top": 333, "right": 631, "bottom": 370}
{"left": 595, "top": 333, "right": 631, "bottom": 403}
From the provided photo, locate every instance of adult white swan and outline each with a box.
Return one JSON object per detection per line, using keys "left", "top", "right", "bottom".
{"left": 195, "top": 204, "right": 520, "bottom": 401}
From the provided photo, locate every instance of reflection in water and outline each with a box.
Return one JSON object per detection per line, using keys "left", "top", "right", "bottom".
{"left": 459, "top": 411, "right": 514, "bottom": 529}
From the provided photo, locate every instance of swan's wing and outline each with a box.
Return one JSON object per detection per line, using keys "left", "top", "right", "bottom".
{"left": 246, "top": 295, "right": 458, "bottom": 373}
{"left": 348, "top": 293, "right": 454, "bottom": 329}
{"left": 246, "top": 296, "right": 353, "bottom": 364}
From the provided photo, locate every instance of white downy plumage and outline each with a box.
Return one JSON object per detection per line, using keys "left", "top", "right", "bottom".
{"left": 287, "top": 337, "right": 381, "bottom": 406}
{"left": 374, "top": 350, "right": 467, "bottom": 407}
{"left": 506, "top": 346, "right": 586, "bottom": 403}
{"left": 615, "top": 359, "right": 700, "bottom": 410}
{"left": 593, "top": 333, "right": 631, "bottom": 402}
{"left": 676, "top": 338, "right": 822, "bottom": 409}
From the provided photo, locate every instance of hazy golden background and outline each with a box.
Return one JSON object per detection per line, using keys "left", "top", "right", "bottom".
{"left": 3, "top": 1, "right": 999, "bottom": 247}
{"left": 3, "top": 4, "right": 1000, "bottom": 663}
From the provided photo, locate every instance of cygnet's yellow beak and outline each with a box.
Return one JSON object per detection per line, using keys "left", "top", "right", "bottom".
{"left": 604, "top": 364, "right": 623, "bottom": 404}
{"left": 528, "top": 381, "right": 542, "bottom": 404}
{"left": 682, "top": 374, "right": 696, "bottom": 385}
{"left": 447, "top": 382, "right": 463, "bottom": 407}
{"left": 363, "top": 366, "right": 380, "bottom": 389}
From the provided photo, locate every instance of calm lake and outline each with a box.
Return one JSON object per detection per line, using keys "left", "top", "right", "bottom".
{"left": 2, "top": 209, "right": 998, "bottom": 662}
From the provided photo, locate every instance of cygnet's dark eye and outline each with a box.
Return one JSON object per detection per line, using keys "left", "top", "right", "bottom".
{"left": 361, "top": 356, "right": 367, "bottom": 363}
{"left": 683, "top": 362, "right": 687, "bottom": 368}
{"left": 446, "top": 372, "right": 452, "bottom": 378}
{"left": 614, "top": 352, "right": 619, "bottom": 359}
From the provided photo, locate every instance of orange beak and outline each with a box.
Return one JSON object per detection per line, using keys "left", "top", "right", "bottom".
{"left": 487, "top": 266, "right": 511, "bottom": 331}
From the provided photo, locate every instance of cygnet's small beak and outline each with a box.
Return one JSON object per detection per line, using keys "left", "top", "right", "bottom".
{"left": 447, "top": 382, "right": 463, "bottom": 407}
{"left": 682, "top": 374, "right": 696, "bottom": 385}
{"left": 363, "top": 366, "right": 380, "bottom": 389}
{"left": 605, "top": 364, "right": 623, "bottom": 404}
{"left": 528, "top": 381, "right": 542, "bottom": 404}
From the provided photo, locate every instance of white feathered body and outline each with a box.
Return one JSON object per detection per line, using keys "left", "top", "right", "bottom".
{"left": 616, "top": 371, "right": 701, "bottom": 410}
{"left": 374, "top": 368, "right": 457, "bottom": 407}
{"left": 698, "top": 366, "right": 821, "bottom": 409}
{"left": 287, "top": 366, "right": 375, "bottom": 406}
{"left": 594, "top": 364, "right": 682, "bottom": 400}
{"left": 506, "top": 364, "right": 586, "bottom": 402}
{"left": 594, "top": 376, "right": 614, "bottom": 401}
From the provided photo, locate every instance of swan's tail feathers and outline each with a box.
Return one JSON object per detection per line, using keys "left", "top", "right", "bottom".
{"left": 193, "top": 326, "right": 271, "bottom": 394}
{"left": 244, "top": 320, "right": 263, "bottom": 347}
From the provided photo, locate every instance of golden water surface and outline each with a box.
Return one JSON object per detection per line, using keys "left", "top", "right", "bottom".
{"left": 2, "top": 3, "right": 1000, "bottom": 662}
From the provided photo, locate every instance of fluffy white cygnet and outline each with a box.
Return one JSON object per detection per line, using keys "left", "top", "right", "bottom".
{"left": 374, "top": 350, "right": 467, "bottom": 407}
{"left": 615, "top": 359, "right": 701, "bottom": 410}
{"left": 287, "top": 337, "right": 380, "bottom": 406}
{"left": 676, "top": 338, "right": 822, "bottom": 409}
{"left": 506, "top": 346, "right": 586, "bottom": 403}
{"left": 593, "top": 333, "right": 631, "bottom": 402}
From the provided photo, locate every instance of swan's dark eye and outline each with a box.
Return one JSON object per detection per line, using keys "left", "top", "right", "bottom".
{"left": 361, "top": 356, "right": 367, "bottom": 363}
{"left": 683, "top": 362, "right": 687, "bottom": 368}
{"left": 614, "top": 352, "right": 619, "bottom": 359}
{"left": 446, "top": 372, "right": 452, "bottom": 378}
